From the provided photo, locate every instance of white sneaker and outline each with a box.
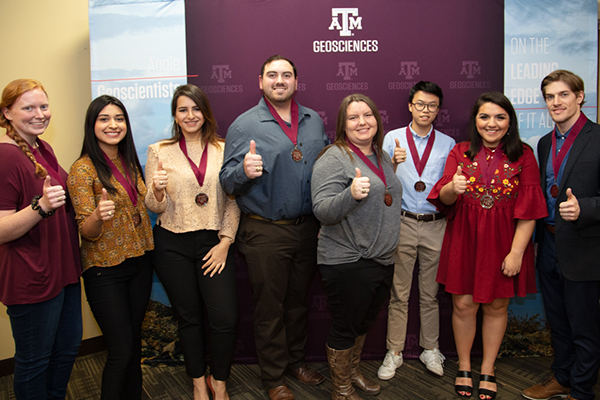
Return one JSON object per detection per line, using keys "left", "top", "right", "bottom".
{"left": 419, "top": 348, "right": 445, "bottom": 376}
{"left": 377, "top": 350, "right": 403, "bottom": 380}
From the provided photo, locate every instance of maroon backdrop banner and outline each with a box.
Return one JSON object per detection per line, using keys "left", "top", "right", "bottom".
{"left": 185, "top": 0, "right": 504, "bottom": 362}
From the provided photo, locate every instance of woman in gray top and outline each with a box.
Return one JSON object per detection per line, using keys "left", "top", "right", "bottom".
{"left": 312, "top": 94, "right": 402, "bottom": 400}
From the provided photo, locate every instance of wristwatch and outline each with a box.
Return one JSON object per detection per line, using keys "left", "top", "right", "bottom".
{"left": 31, "top": 195, "right": 55, "bottom": 218}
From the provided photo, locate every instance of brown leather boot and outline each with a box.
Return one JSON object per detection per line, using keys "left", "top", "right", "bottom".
{"left": 326, "top": 345, "right": 363, "bottom": 400}
{"left": 350, "top": 335, "right": 381, "bottom": 395}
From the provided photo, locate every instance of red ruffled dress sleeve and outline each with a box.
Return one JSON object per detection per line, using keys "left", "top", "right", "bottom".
{"left": 513, "top": 146, "right": 548, "bottom": 220}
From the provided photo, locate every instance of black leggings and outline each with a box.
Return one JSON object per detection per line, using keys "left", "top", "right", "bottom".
{"left": 83, "top": 253, "right": 153, "bottom": 400}
{"left": 152, "top": 225, "right": 238, "bottom": 380}
{"left": 320, "top": 258, "right": 393, "bottom": 350}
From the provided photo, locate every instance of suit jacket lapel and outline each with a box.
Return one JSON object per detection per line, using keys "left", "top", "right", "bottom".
{"left": 560, "top": 120, "right": 593, "bottom": 189}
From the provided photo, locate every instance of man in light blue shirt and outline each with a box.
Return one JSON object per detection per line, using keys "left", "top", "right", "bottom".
{"left": 378, "top": 81, "right": 455, "bottom": 380}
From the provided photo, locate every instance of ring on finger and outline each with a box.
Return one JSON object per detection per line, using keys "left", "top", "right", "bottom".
{"left": 159, "top": 180, "right": 164, "bottom": 185}
{"left": 361, "top": 188, "right": 367, "bottom": 194}
{"left": 108, "top": 210, "right": 113, "bottom": 216}
{"left": 256, "top": 165, "right": 262, "bottom": 172}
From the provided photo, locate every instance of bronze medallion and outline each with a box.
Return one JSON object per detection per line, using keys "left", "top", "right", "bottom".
{"left": 414, "top": 181, "right": 426, "bottom": 192}
{"left": 291, "top": 148, "right": 303, "bottom": 162}
{"left": 480, "top": 194, "right": 494, "bottom": 209}
{"left": 132, "top": 213, "right": 141, "bottom": 227}
{"left": 384, "top": 193, "right": 393, "bottom": 207}
{"left": 550, "top": 184, "right": 559, "bottom": 198}
{"left": 195, "top": 193, "right": 209, "bottom": 206}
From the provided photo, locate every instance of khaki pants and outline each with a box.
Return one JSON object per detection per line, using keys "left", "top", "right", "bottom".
{"left": 386, "top": 215, "right": 446, "bottom": 352}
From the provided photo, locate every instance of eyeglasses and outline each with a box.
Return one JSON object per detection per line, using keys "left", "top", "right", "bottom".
{"left": 411, "top": 102, "right": 439, "bottom": 112}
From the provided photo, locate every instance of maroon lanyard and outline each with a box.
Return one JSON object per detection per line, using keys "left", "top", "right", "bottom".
{"left": 101, "top": 152, "right": 138, "bottom": 207}
{"left": 476, "top": 145, "right": 503, "bottom": 187}
{"left": 265, "top": 97, "right": 299, "bottom": 146}
{"left": 28, "top": 140, "right": 65, "bottom": 187}
{"left": 179, "top": 139, "right": 209, "bottom": 187}
{"left": 551, "top": 112, "right": 587, "bottom": 179}
{"left": 406, "top": 126, "right": 435, "bottom": 178}
{"left": 346, "top": 138, "right": 387, "bottom": 187}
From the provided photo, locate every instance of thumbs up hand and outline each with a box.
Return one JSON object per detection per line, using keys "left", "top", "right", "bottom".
{"left": 559, "top": 188, "right": 580, "bottom": 221}
{"left": 451, "top": 166, "right": 467, "bottom": 195}
{"left": 392, "top": 138, "right": 408, "bottom": 165}
{"left": 244, "top": 140, "right": 263, "bottom": 179}
{"left": 351, "top": 167, "right": 370, "bottom": 200}
{"left": 96, "top": 188, "right": 115, "bottom": 221}
{"left": 152, "top": 160, "right": 168, "bottom": 191}
{"left": 40, "top": 175, "right": 67, "bottom": 212}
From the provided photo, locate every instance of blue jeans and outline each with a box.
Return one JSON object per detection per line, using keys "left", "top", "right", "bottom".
{"left": 7, "top": 283, "right": 82, "bottom": 400}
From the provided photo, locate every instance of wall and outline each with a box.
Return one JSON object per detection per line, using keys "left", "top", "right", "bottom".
{"left": 0, "top": 0, "right": 101, "bottom": 361}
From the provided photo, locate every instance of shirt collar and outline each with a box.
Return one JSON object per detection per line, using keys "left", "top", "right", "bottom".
{"left": 408, "top": 122, "right": 433, "bottom": 140}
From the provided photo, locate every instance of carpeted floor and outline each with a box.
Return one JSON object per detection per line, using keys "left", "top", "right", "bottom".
{"left": 0, "top": 352, "right": 597, "bottom": 399}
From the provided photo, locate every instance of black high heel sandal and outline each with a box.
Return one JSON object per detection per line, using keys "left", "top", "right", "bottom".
{"left": 478, "top": 374, "right": 496, "bottom": 400}
{"left": 455, "top": 370, "right": 473, "bottom": 398}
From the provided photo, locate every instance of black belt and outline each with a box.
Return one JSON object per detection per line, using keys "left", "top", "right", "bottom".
{"left": 401, "top": 210, "right": 446, "bottom": 222}
{"left": 248, "top": 214, "right": 309, "bottom": 225}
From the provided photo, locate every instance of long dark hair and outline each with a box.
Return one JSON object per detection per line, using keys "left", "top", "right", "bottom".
{"left": 319, "top": 93, "right": 385, "bottom": 161}
{"left": 465, "top": 91, "right": 525, "bottom": 163}
{"left": 80, "top": 95, "right": 143, "bottom": 195}
{"left": 162, "top": 84, "right": 221, "bottom": 147}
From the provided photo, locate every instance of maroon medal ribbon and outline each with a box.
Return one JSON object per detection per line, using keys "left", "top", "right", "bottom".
{"left": 476, "top": 145, "right": 504, "bottom": 209}
{"left": 28, "top": 139, "right": 66, "bottom": 188}
{"left": 101, "top": 151, "right": 138, "bottom": 207}
{"left": 264, "top": 97, "right": 302, "bottom": 161}
{"left": 550, "top": 112, "right": 587, "bottom": 197}
{"left": 346, "top": 137, "right": 393, "bottom": 206}
{"left": 406, "top": 126, "right": 435, "bottom": 192}
{"left": 406, "top": 126, "right": 435, "bottom": 177}
{"left": 179, "top": 139, "right": 210, "bottom": 206}
{"left": 179, "top": 138, "right": 209, "bottom": 187}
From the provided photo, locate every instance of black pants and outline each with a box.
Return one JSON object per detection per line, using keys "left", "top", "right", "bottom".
{"left": 236, "top": 214, "right": 320, "bottom": 389}
{"left": 537, "top": 229, "right": 600, "bottom": 400}
{"left": 152, "top": 225, "right": 238, "bottom": 380}
{"left": 320, "top": 258, "right": 393, "bottom": 350}
{"left": 83, "top": 253, "right": 152, "bottom": 400}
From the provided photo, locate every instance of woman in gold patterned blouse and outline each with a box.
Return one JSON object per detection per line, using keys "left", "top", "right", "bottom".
{"left": 68, "top": 95, "right": 153, "bottom": 400}
{"left": 145, "top": 84, "right": 240, "bottom": 400}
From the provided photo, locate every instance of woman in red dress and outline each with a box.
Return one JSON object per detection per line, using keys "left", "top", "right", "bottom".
{"left": 428, "top": 92, "right": 547, "bottom": 399}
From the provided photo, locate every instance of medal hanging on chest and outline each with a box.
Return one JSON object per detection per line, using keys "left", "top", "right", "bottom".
{"left": 101, "top": 151, "right": 141, "bottom": 225}
{"left": 476, "top": 145, "right": 503, "bottom": 210}
{"left": 406, "top": 127, "right": 435, "bottom": 193}
{"left": 265, "top": 97, "right": 302, "bottom": 162}
{"left": 346, "top": 139, "right": 393, "bottom": 207}
{"left": 179, "top": 139, "right": 210, "bottom": 206}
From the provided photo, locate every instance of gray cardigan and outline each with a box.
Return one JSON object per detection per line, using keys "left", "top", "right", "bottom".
{"left": 311, "top": 145, "right": 403, "bottom": 266}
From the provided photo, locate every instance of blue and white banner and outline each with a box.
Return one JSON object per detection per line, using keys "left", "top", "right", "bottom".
{"left": 505, "top": 0, "right": 598, "bottom": 155}
{"left": 89, "top": 0, "right": 187, "bottom": 166}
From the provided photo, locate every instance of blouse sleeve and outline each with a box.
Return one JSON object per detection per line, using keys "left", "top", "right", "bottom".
{"left": 144, "top": 144, "right": 167, "bottom": 214}
{"left": 218, "top": 194, "right": 240, "bottom": 241}
{"left": 514, "top": 146, "right": 548, "bottom": 220}
{"left": 427, "top": 143, "right": 463, "bottom": 219}
{"left": 67, "top": 158, "right": 101, "bottom": 242}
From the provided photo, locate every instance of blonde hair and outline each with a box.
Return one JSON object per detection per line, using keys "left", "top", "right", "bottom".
{"left": 0, "top": 79, "right": 49, "bottom": 178}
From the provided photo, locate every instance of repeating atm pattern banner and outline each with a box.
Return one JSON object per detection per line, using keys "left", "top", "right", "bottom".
{"left": 185, "top": 0, "right": 504, "bottom": 361}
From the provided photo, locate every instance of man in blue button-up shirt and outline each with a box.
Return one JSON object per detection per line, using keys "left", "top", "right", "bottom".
{"left": 378, "top": 81, "right": 455, "bottom": 381}
{"left": 220, "top": 55, "right": 329, "bottom": 400}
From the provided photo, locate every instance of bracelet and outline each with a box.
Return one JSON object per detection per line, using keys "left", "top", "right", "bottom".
{"left": 31, "top": 195, "right": 55, "bottom": 219}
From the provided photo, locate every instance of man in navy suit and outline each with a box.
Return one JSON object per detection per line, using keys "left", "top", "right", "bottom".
{"left": 522, "top": 70, "right": 600, "bottom": 400}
